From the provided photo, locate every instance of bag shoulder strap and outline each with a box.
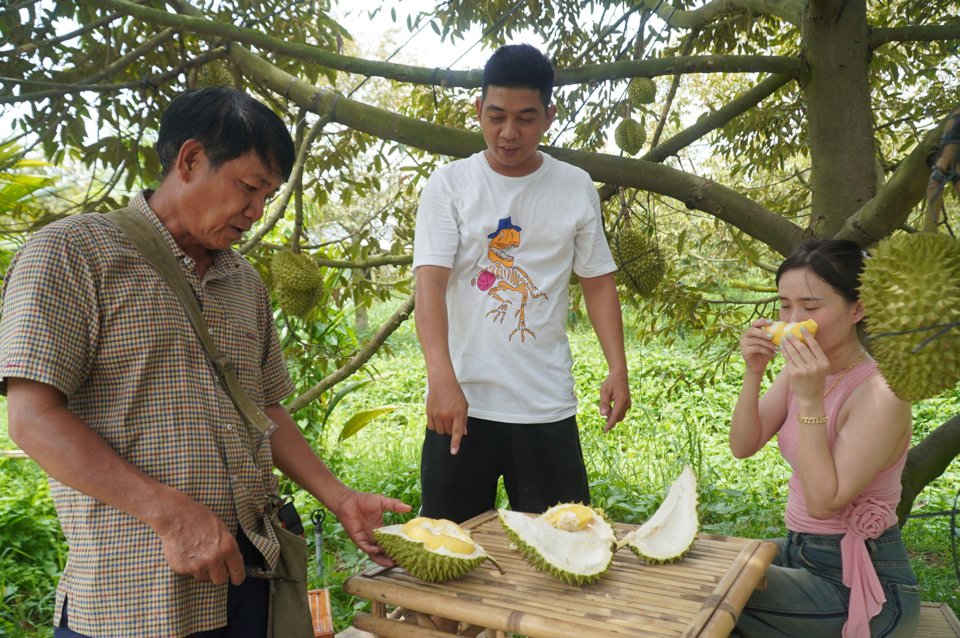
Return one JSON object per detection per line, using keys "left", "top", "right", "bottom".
{"left": 103, "top": 208, "right": 277, "bottom": 439}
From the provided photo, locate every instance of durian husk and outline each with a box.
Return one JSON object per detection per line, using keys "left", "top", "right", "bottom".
{"left": 498, "top": 507, "right": 615, "bottom": 586}
{"left": 628, "top": 77, "right": 657, "bottom": 106}
{"left": 860, "top": 232, "right": 960, "bottom": 402}
{"left": 614, "top": 118, "right": 645, "bottom": 155}
{"left": 617, "top": 465, "right": 699, "bottom": 564}
{"left": 609, "top": 227, "right": 665, "bottom": 297}
{"left": 274, "top": 284, "right": 321, "bottom": 318}
{"left": 373, "top": 518, "right": 501, "bottom": 583}
{"left": 271, "top": 250, "right": 321, "bottom": 291}
{"left": 271, "top": 250, "right": 323, "bottom": 317}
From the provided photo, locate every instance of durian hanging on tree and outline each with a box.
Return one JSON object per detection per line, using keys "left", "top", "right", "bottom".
{"left": 608, "top": 221, "right": 665, "bottom": 298}
{"left": 614, "top": 117, "right": 646, "bottom": 155}
{"left": 859, "top": 108, "right": 960, "bottom": 402}
{"left": 270, "top": 249, "right": 323, "bottom": 318}
{"left": 627, "top": 77, "right": 657, "bottom": 106}
{"left": 859, "top": 232, "right": 960, "bottom": 402}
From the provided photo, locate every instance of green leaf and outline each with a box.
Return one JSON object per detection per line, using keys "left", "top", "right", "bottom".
{"left": 338, "top": 406, "right": 398, "bottom": 441}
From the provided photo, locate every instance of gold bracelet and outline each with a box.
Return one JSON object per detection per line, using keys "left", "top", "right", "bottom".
{"left": 797, "top": 415, "right": 828, "bottom": 425}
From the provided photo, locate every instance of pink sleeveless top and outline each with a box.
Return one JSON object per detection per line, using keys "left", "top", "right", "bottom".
{"left": 778, "top": 359, "right": 908, "bottom": 638}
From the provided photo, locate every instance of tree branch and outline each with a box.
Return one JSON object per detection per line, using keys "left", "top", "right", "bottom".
{"left": 835, "top": 115, "right": 947, "bottom": 246}
{"left": 897, "top": 413, "right": 960, "bottom": 526}
{"left": 637, "top": 0, "right": 804, "bottom": 29}
{"left": 238, "top": 113, "right": 331, "bottom": 255}
{"left": 311, "top": 254, "right": 412, "bottom": 269}
{"left": 870, "top": 22, "right": 960, "bottom": 48}
{"left": 599, "top": 74, "right": 794, "bottom": 200}
{"left": 224, "top": 42, "right": 804, "bottom": 256}
{"left": 286, "top": 293, "right": 415, "bottom": 412}
{"left": 0, "top": 50, "right": 215, "bottom": 104}
{"left": 645, "top": 73, "right": 793, "bottom": 163}
{"left": 0, "top": 11, "right": 120, "bottom": 57}
{"left": 90, "top": 0, "right": 803, "bottom": 88}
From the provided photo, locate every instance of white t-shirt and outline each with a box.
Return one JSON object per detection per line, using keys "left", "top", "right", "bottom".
{"left": 413, "top": 151, "right": 615, "bottom": 423}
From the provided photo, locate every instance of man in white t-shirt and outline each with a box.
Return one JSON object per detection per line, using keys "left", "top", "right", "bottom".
{"left": 412, "top": 44, "right": 631, "bottom": 523}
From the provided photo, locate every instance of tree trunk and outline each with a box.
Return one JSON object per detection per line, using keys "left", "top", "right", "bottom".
{"left": 802, "top": 0, "right": 877, "bottom": 236}
{"left": 898, "top": 413, "right": 960, "bottom": 526}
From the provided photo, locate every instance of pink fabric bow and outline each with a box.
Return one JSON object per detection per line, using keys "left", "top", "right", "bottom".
{"left": 840, "top": 498, "right": 894, "bottom": 638}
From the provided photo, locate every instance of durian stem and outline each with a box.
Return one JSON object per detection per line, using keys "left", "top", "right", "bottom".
{"left": 869, "top": 320, "right": 960, "bottom": 354}
{"left": 485, "top": 555, "right": 505, "bottom": 575}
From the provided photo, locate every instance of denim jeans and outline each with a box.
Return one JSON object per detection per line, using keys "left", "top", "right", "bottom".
{"left": 732, "top": 526, "right": 920, "bottom": 638}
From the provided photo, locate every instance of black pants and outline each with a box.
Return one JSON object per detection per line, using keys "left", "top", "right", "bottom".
{"left": 419, "top": 415, "right": 590, "bottom": 524}
{"left": 55, "top": 530, "right": 269, "bottom": 638}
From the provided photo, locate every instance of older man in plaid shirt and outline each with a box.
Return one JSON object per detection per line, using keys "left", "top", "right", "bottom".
{"left": 0, "top": 88, "right": 409, "bottom": 638}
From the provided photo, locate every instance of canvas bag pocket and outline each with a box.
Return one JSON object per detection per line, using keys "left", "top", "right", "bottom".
{"left": 267, "top": 519, "right": 313, "bottom": 638}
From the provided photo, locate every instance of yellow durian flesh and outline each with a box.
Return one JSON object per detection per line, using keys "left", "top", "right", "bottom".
{"left": 618, "top": 465, "right": 699, "bottom": 564}
{"left": 374, "top": 517, "right": 500, "bottom": 583}
{"left": 401, "top": 517, "right": 476, "bottom": 555}
{"left": 763, "top": 319, "right": 818, "bottom": 345}
{"left": 540, "top": 503, "right": 597, "bottom": 532}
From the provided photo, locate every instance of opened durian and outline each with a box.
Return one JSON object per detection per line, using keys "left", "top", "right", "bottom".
{"left": 609, "top": 227, "right": 665, "bottom": 297}
{"left": 373, "top": 517, "right": 501, "bottom": 583}
{"left": 618, "top": 465, "right": 699, "bottom": 563}
{"left": 763, "top": 319, "right": 818, "bottom": 345}
{"left": 498, "top": 504, "right": 616, "bottom": 586}
{"left": 859, "top": 232, "right": 960, "bottom": 401}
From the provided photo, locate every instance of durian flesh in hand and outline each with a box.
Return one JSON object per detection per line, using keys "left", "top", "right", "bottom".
{"left": 498, "top": 504, "right": 616, "bottom": 586}
{"left": 859, "top": 233, "right": 960, "bottom": 401}
{"left": 763, "top": 319, "right": 818, "bottom": 345}
{"left": 618, "top": 465, "right": 699, "bottom": 563}
{"left": 373, "top": 517, "right": 501, "bottom": 583}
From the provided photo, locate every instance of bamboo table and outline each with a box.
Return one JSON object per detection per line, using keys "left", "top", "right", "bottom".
{"left": 344, "top": 510, "right": 778, "bottom": 638}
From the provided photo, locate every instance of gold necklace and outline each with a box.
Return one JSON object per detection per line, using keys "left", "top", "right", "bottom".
{"left": 823, "top": 350, "right": 866, "bottom": 398}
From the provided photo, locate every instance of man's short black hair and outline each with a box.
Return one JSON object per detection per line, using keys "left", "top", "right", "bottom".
{"left": 482, "top": 44, "right": 554, "bottom": 110}
{"left": 156, "top": 87, "right": 295, "bottom": 180}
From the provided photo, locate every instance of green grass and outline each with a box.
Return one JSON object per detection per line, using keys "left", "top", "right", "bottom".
{"left": 2, "top": 302, "right": 959, "bottom": 636}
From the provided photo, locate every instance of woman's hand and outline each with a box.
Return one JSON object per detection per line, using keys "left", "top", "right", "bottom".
{"left": 740, "top": 318, "right": 778, "bottom": 375}
{"left": 779, "top": 327, "right": 829, "bottom": 403}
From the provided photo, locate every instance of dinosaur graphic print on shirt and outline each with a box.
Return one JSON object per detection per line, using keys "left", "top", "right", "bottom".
{"left": 470, "top": 216, "right": 547, "bottom": 342}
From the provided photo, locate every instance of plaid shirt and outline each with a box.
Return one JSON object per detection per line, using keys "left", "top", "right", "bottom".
{"left": 0, "top": 192, "right": 295, "bottom": 637}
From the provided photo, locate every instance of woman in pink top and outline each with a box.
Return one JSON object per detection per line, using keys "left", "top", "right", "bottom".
{"left": 729, "top": 239, "right": 920, "bottom": 638}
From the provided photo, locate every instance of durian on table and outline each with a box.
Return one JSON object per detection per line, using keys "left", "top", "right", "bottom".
{"left": 498, "top": 503, "right": 617, "bottom": 586}
{"left": 617, "top": 465, "right": 699, "bottom": 564}
{"left": 373, "top": 517, "right": 502, "bottom": 583}
{"left": 498, "top": 468, "right": 700, "bottom": 585}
